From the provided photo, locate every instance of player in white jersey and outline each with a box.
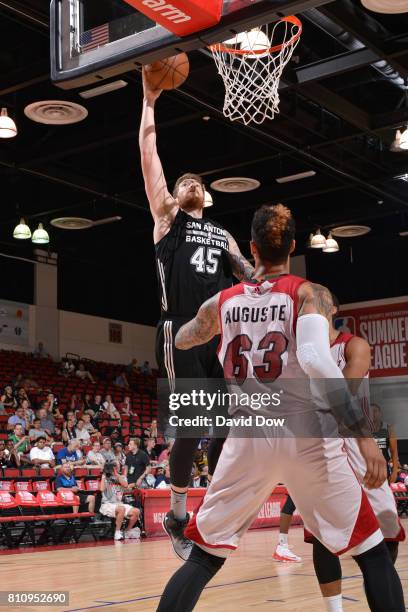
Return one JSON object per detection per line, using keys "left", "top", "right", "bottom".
{"left": 156, "top": 204, "right": 405, "bottom": 612}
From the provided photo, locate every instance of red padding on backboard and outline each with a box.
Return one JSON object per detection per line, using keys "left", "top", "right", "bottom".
{"left": 123, "top": 0, "right": 223, "bottom": 37}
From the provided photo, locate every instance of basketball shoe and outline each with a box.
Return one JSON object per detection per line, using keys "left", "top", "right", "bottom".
{"left": 273, "top": 544, "right": 302, "bottom": 563}
{"left": 162, "top": 510, "right": 193, "bottom": 561}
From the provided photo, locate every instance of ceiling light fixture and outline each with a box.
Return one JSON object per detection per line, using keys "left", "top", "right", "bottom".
{"left": 31, "top": 223, "right": 49, "bottom": 244}
{"left": 204, "top": 191, "right": 213, "bottom": 207}
{"left": 276, "top": 170, "right": 316, "bottom": 184}
{"left": 322, "top": 232, "right": 340, "bottom": 253}
{"left": 0, "top": 108, "right": 17, "bottom": 138}
{"left": 13, "top": 218, "right": 31, "bottom": 240}
{"left": 310, "top": 229, "right": 327, "bottom": 249}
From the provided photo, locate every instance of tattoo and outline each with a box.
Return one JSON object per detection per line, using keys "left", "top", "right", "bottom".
{"left": 175, "top": 295, "right": 220, "bottom": 350}
{"left": 299, "top": 283, "right": 334, "bottom": 318}
{"left": 225, "top": 231, "right": 256, "bottom": 283}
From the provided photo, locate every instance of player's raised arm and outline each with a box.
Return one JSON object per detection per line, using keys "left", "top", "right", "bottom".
{"left": 175, "top": 293, "right": 220, "bottom": 350}
{"left": 225, "top": 231, "right": 256, "bottom": 282}
{"left": 139, "top": 69, "right": 177, "bottom": 231}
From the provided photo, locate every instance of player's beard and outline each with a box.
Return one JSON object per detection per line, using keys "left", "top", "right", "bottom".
{"left": 179, "top": 187, "right": 204, "bottom": 212}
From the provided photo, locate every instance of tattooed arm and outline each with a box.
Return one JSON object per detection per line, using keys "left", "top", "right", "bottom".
{"left": 297, "top": 282, "right": 334, "bottom": 318}
{"left": 225, "top": 232, "right": 256, "bottom": 283}
{"left": 175, "top": 294, "right": 220, "bottom": 350}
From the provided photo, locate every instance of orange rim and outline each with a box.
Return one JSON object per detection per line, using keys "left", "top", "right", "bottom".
{"left": 208, "top": 15, "right": 302, "bottom": 56}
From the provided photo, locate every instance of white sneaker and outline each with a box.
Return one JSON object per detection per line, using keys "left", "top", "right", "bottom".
{"left": 273, "top": 544, "right": 302, "bottom": 563}
{"left": 124, "top": 527, "right": 141, "bottom": 539}
{"left": 114, "top": 530, "right": 123, "bottom": 541}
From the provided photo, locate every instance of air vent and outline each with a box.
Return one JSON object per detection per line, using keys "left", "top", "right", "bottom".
{"left": 24, "top": 101, "right": 88, "bottom": 125}
{"left": 210, "top": 177, "right": 260, "bottom": 193}
{"left": 51, "top": 217, "right": 93, "bottom": 230}
{"left": 331, "top": 225, "right": 371, "bottom": 238}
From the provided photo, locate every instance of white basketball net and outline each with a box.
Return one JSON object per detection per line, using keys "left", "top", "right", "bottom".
{"left": 209, "top": 17, "right": 302, "bottom": 125}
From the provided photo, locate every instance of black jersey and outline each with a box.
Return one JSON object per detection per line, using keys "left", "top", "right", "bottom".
{"left": 155, "top": 209, "right": 233, "bottom": 318}
{"left": 373, "top": 422, "right": 390, "bottom": 462}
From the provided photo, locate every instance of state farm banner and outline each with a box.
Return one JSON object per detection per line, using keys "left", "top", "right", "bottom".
{"left": 336, "top": 302, "right": 408, "bottom": 378}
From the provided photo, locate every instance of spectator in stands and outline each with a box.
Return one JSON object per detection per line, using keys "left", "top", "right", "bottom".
{"left": 83, "top": 393, "right": 93, "bottom": 412}
{"left": 52, "top": 424, "right": 63, "bottom": 444}
{"left": 100, "top": 461, "right": 140, "bottom": 541}
{"left": 100, "top": 438, "right": 116, "bottom": 463}
{"left": 102, "top": 395, "right": 121, "bottom": 420}
{"left": 75, "top": 419, "right": 91, "bottom": 444}
{"left": 76, "top": 363, "right": 96, "bottom": 384}
{"left": 82, "top": 413, "right": 101, "bottom": 440}
{"left": 90, "top": 394, "right": 104, "bottom": 419}
{"left": 59, "top": 359, "right": 76, "bottom": 378}
{"left": 140, "top": 361, "right": 152, "bottom": 376}
{"left": 114, "top": 443, "right": 127, "bottom": 471}
{"left": 20, "top": 398, "right": 35, "bottom": 426}
{"left": 29, "top": 418, "right": 51, "bottom": 443}
{"left": 3, "top": 385, "right": 17, "bottom": 409}
{"left": 22, "top": 372, "right": 40, "bottom": 391}
{"left": 46, "top": 392, "right": 58, "bottom": 412}
{"left": 29, "top": 437, "right": 55, "bottom": 468}
{"left": 144, "top": 438, "right": 158, "bottom": 463}
{"left": 124, "top": 438, "right": 150, "bottom": 489}
{"left": 0, "top": 393, "right": 6, "bottom": 414}
{"left": 56, "top": 439, "right": 85, "bottom": 466}
{"left": 7, "top": 406, "right": 29, "bottom": 432}
{"left": 69, "top": 394, "right": 81, "bottom": 413}
{"left": 62, "top": 416, "right": 78, "bottom": 444}
{"left": 51, "top": 405, "right": 64, "bottom": 425}
{"left": 0, "top": 439, "right": 15, "bottom": 468}
{"left": 33, "top": 341, "right": 50, "bottom": 359}
{"left": 109, "top": 427, "right": 124, "bottom": 447}
{"left": 55, "top": 463, "right": 95, "bottom": 513}
{"left": 157, "top": 441, "right": 173, "bottom": 464}
{"left": 143, "top": 419, "right": 158, "bottom": 442}
{"left": 126, "top": 358, "right": 139, "bottom": 376}
{"left": 120, "top": 396, "right": 138, "bottom": 418}
{"left": 37, "top": 407, "right": 55, "bottom": 436}
{"left": 114, "top": 371, "right": 130, "bottom": 390}
{"left": 4, "top": 440, "right": 18, "bottom": 467}
{"left": 16, "top": 387, "right": 30, "bottom": 405}
{"left": 86, "top": 441, "right": 105, "bottom": 467}
{"left": 154, "top": 464, "right": 171, "bottom": 489}
{"left": 8, "top": 423, "right": 30, "bottom": 466}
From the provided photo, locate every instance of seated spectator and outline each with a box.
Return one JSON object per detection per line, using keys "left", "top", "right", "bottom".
{"left": 0, "top": 439, "right": 15, "bottom": 468}
{"left": 46, "top": 392, "right": 58, "bottom": 412}
{"left": 102, "top": 395, "right": 121, "bottom": 420}
{"left": 75, "top": 419, "right": 91, "bottom": 444}
{"left": 143, "top": 419, "right": 158, "bottom": 442}
{"left": 86, "top": 441, "right": 106, "bottom": 467}
{"left": 56, "top": 439, "right": 84, "bottom": 466}
{"left": 114, "top": 371, "right": 130, "bottom": 390}
{"left": 7, "top": 406, "right": 29, "bottom": 432}
{"left": 0, "top": 394, "right": 6, "bottom": 414}
{"left": 157, "top": 441, "right": 173, "bottom": 464}
{"left": 109, "top": 427, "right": 123, "bottom": 447}
{"left": 59, "top": 359, "right": 76, "bottom": 378}
{"left": 90, "top": 394, "right": 104, "bottom": 419}
{"left": 114, "top": 442, "right": 127, "bottom": 471}
{"left": 3, "top": 385, "right": 17, "bottom": 409}
{"left": 69, "top": 394, "right": 81, "bottom": 412}
{"left": 100, "top": 438, "right": 116, "bottom": 463}
{"left": 51, "top": 405, "right": 64, "bottom": 424}
{"left": 29, "top": 418, "right": 51, "bottom": 443}
{"left": 29, "top": 437, "right": 55, "bottom": 468}
{"left": 16, "top": 387, "right": 29, "bottom": 405}
{"left": 124, "top": 438, "right": 150, "bottom": 489}
{"left": 140, "top": 361, "right": 152, "bottom": 376}
{"left": 144, "top": 438, "right": 158, "bottom": 463}
{"left": 55, "top": 463, "right": 95, "bottom": 513}
{"left": 20, "top": 398, "right": 35, "bottom": 426}
{"left": 83, "top": 393, "right": 93, "bottom": 412}
{"left": 3, "top": 440, "right": 18, "bottom": 467}
{"left": 22, "top": 372, "right": 40, "bottom": 391}
{"left": 154, "top": 464, "right": 171, "bottom": 489}
{"left": 53, "top": 424, "right": 63, "bottom": 444}
{"left": 100, "top": 462, "right": 140, "bottom": 541}
{"left": 33, "top": 341, "right": 50, "bottom": 359}
{"left": 37, "top": 407, "right": 55, "bottom": 436}
{"left": 8, "top": 423, "right": 30, "bottom": 466}
{"left": 62, "top": 416, "right": 78, "bottom": 444}
{"left": 82, "top": 413, "right": 101, "bottom": 439}
{"left": 126, "top": 358, "right": 139, "bottom": 376}
{"left": 120, "top": 396, "right": 138, "bottom": 418}
{"left": 76, "top": 363, "right": 96, "bottom": 384}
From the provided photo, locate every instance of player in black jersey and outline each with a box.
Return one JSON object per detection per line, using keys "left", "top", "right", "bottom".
{"left": 139, "top": 69, "right": 255, "bottom": 560}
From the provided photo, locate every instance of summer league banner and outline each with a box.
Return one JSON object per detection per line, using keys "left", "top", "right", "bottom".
{"left": 157, "top": 377, "right": 408, "bottom": 439}
{"left": 335, "top": 302, "right": 408, "bottom": 378}
{"left": 0, "top": 298, "right": 29, "bottom": 347}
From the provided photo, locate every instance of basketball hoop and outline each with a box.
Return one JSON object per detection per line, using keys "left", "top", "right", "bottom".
{"left": 209, "top": 16, "right": 302, "bottom": 125}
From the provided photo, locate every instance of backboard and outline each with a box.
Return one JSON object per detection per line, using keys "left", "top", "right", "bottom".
{"left": 50, "top": 0, "right": 331, "bottom": 89}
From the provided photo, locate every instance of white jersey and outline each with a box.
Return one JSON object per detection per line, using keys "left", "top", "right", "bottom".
{"left": 217, "top": 275, "right": 312, "bottom": 416}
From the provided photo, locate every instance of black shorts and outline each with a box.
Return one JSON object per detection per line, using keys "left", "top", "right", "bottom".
{"left": 78, "top": 492, "right": 90, "bottom": 506}
{"left": 156, "top": 316, "right": 224, "bottom": 381}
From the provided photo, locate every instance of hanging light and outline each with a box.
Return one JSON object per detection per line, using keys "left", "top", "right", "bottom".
{"left": 310, "top": 229, "right": 327, "bottom": 249}
{"left": 204, "top": 191, "right": 213, "bottom": 208}
{"left": 31, "top": 223, "right": 49, "bottom": 244}
{"left": 0, "top": 108, "right": 17, "bottom": 138}
{"left": 391, "top": 125, "right": 408, "bottom": 152}
{"left": 13, "top": 218, "right": 31, "bottom": 240}
{"left": 323, "top": 232, "right": 340, "bottom": 253}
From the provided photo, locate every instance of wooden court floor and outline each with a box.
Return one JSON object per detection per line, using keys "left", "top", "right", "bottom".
{"left": 0, "top": 524, "right": 407, "bottom": 612}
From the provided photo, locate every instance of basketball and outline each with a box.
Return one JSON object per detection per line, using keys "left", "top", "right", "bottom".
{"left": 144, "top": 53, "right": 190, "bottom": 91}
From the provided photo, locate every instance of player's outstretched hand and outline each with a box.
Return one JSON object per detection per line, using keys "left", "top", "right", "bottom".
{"left": 358, "top": 437, "right": 387, "bottom": 489}
{"left": 142, "top": 67, "right": 162, "bottom": 103}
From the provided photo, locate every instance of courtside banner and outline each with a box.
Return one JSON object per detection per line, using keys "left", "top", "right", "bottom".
{"left": 335, "top": 302, "right": 408, "bottom": 377}
{"left": 123, "top": 0, "right": 223, "bottom": 37}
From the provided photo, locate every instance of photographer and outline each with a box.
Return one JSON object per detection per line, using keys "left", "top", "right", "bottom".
{"left": 100, "top": 461, "right": 141, "bottom": 541}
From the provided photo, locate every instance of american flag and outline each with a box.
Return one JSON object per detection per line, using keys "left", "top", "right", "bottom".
{"left": 80, "top": 23, "right": 110, "bottom": 53}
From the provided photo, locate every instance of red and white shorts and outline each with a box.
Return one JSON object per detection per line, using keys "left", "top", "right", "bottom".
{"left": 186, "top": 433, "right": 383, "bottom": 558}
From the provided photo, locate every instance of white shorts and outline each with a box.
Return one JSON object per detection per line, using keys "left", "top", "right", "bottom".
{"left": 100, "top": 502, "right": 134, "bottom": 518}
{"left": 186, "top": 433, "right": 382, "bottom": 558}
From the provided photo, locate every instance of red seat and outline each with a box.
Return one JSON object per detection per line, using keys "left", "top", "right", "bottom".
{"left": 15, "top": 480, "right": 33, "bottom": 492}
{"left": 37, "top": 491, "right": 58, "bottom": 507}
{"left": 56, "top": 490, "right": 80, "bottom": 506}
{"left": 0, "top": 491, "right": 17, "bottom": 509}
{"left": 32, "top": 480, "right": 51, "bottom": 492}
{"left": 39, "top": 468, "right": 55, "bottom": 477}
{"left": 74, "top": 468, "right": 88, "bottom": 477}
{"left": 21, "top": 468, "right": 38, "bottom": 478}
{"left": 88, "top": 467, "right": 102, "bottom": 476}
{"left": 3, "top": 468, "right": 20, "bottom": 478}
{"left": 85, "top": 479, "right": 100, "bottom": 491}
{"left": 15, "top": 491, "right": 38, "bottom": 507}
{"left": 0, "top": 480, "right": 14, "bottom": 491}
